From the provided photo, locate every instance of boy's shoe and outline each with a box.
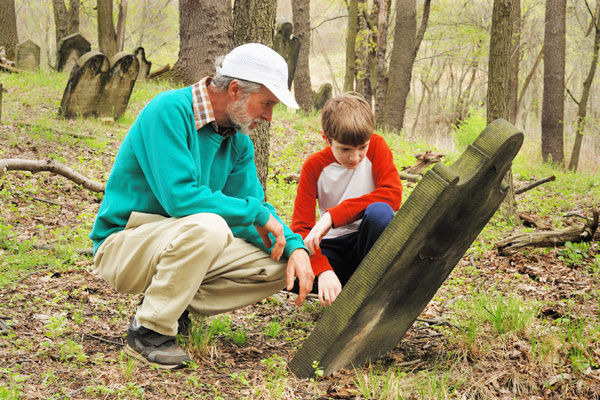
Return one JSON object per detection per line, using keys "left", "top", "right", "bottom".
{"left": 125, "top": 317, "right": 191, "bottom": 369}
{"left": 177, "top": 310, "right": 191, "bottom": 337}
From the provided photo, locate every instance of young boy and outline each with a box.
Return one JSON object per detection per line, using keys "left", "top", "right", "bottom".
{"left": 291, "top": 93, "right": 403, "bottom": 307}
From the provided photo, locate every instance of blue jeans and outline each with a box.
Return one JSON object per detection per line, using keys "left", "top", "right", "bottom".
{"left": 320, "top": 202, "right": 394, "bottom": 286}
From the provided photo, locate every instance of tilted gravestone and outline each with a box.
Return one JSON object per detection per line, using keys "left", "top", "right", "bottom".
{"left": 134, "top": 47, "right": 151, "bottom": 81}
{"left": 289, "top": 119, "right": 524, "bottom": 378}
{"left": 56, "top": 33, "right": 91, "bottom": 73}
{"left": 273, "top": 22, "right": 301, "bottom": 89}
{"left": 313, "top": 83, "right": 332, "bottom": 111}
{"left": 15, "top": 40, "right": 40, "bottom": 71}
{"left": 59, "top": 51, "right": 139, "bottom": 120}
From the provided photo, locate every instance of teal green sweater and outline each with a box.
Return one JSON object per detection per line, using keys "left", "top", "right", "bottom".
{"left": 89, "top": 86, "right": 306, "bottom": 257}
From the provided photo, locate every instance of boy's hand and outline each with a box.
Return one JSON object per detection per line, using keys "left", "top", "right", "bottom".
{"left": 286, "top": 249, "right": 314, "bottom": 306}
{"left": 255, "top": 214, "right": 286, "bottom": 260}
{"left": 317, "top": 270, "right": 342, "bottom": 307}
{"left": 304, "top": 212, "right": 332, "bottom": 255}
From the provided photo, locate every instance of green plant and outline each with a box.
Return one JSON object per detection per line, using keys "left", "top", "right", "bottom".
{"left": 58, "top": 339, "right": 88, "bottom": 364}
{"left": 353, "top": 364, "right": 403, "bottom": 400}
{"left": 558, "top": 241, "right": 591, "bottom": 267}
{"left": 209, "top": 315, "right": 232, "bottom": 336}
{"left": 264, "top": 318, "right": 283, "bottom": 339}
{"left": 231, "top": 327, "right": 248, "bottom": 347}
{"left": 451, "top": 108, "right": 486, "bottom": 150}
{"left": 473, "top": 290, "right": 540, "bottom": 335}
{"left": 261, "top": 354, "right": 288, "bottom": 399}
{"left": 187, "top": 318, "right": 214, "bottom": 357}
{"left": 119, "top": 350, "right": 137, "bottom": 379}
{"left": 44, "top": 315, "right": 69, "bottom": 338}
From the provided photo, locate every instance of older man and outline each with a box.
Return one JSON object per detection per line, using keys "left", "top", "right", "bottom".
{"left": 89, "top": 43, "right": 314, "bottom": 369}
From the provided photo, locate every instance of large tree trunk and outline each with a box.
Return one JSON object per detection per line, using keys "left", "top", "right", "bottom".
{"left": 292, "top": 0, "right": 313, "bottom": 113}
{"left": 487, "top": 0, "right": 518, "bottom": 222}
{"left": 343, "top": 0, "right": 358, "bottom": 92}
{"left": 97, "top": 0, "right": 118, "bottom": 58}
{"left": 355, "top": 0, "right": 373, "bottom": 104}
{"left": 383, "top": 0, "right": 429, "bottom": 133}
{"left": 233, "top": 0, "right": 277, "bottom": 194}
{"left": 0, "top": 0, "right": 19, "bottom": 60}
{"left": 568, "top": 6, "right": 600, "bottom": 171}
{"left": 508, "top": 0, "right": 520, "bottom": 125}
{"left": 168, "top": 0, "right": 231, "bottom": 86}
{"left": 52, "top": 0, "right": 80, "bottom": 52}
{"left": 374, "top": 0, "right": 389, "bottom": 127}
{"left": 541, "top": 0, "right": 566, "bottom": 165}
{"left": 116, "top": 0, "right": 128, "bottom": 53}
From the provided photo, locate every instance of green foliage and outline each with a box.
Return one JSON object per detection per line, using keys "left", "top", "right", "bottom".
{"left": 472, "top": 290, "right": 540, "bottom": 336}
{"left": 264, "top": 318, "right": 283, "bottom": 339}
{"left": 451, "top": 108, "right": 487, "bottom": 150}
{"left": 353, "top": 363, "right": 403, "bottom": 399}
{"left": 261, "top": 354, "right": 288, "bottom": 399}
{"left": 558, "top": 241, "right": 592, "bottom": 267}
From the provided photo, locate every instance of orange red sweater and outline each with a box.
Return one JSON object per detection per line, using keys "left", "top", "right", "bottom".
{"left": 291, "top": 134, "right": 403, "bottom": 276}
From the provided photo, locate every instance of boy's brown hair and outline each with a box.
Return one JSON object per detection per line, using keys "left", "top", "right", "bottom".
{"left": 321, "top": 92, "right": 374, "bottom": 147}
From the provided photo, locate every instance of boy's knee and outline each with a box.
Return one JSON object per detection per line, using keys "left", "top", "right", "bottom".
{"left": 365, "top": 202, "right": 394, "bottom": 222}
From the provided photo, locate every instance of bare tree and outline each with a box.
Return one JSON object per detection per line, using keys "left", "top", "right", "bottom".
{"left": 487, "top": 0, "right": 518, "bottom": 221}
{"left": 568, "top": 1, "right": 600, "bottom": 171}
{"left": 0, "top": 0, "right": 19, "bottom": 60}
{"left": 292, "top": 0, "right": 313, "bottom": 112}
{"left": 508, "top": 0, "right": 521, "bottom": 124}
{"left": 233, "top": 0, "right": 277, "bottom": 193}
{"left": 51, "top": 0, "right": 80, "bottom": 51}
{"left": 97, "top": 0, "right": 127, "bottom": 58}
{"left": 382, "top": 0, "right": 430, "bottom": 133}
{"left": 541, "top": 0, "right": 566, "bottom": 165}
{"left": 374, "top": 0, "right": 389, "bottom": 126}
{"left": 343, "top": 0, "right": 358, "bottom": 92}
{"left": 168, "top": 0, "right": 232, "bottom": 85}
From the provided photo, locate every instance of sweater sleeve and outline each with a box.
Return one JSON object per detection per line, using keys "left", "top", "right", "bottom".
{"left": 291, "top": 154, "right": 334, "bottom": 276}
{"left": 327, "top": 134, "right": 403, "bottom": 228}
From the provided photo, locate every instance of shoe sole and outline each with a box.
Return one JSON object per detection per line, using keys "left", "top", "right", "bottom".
{"left": 124, "top": 345, "right": 185, "bottom": 370}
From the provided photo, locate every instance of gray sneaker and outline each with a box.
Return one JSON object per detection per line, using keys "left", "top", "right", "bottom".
{"left": 125, "top": 317, "right": 191, "bottom": 369}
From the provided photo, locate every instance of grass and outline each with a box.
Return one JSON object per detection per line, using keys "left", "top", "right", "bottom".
{"left": 0, "top": 70, "right": 599, "bottom": 398}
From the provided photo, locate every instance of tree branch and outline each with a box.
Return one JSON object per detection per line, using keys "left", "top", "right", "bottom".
{"left": 0, "top": 159, "right": 105, "bottom": 193}
{"left": 515, "top": 175, "right": 555, "bottom": 194}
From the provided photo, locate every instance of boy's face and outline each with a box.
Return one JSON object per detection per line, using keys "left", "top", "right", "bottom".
{"left": 325, "top": 134, "right": 371, "bottom": 169}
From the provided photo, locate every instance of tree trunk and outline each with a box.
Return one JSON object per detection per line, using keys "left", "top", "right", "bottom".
{"left": 343, "top": 0, "right": 358, "bottom": 92}
{"left": 374, "top": 0, "right": 388, "bottom": 127}
{"left": 168, "top": 0, "right": 232, "bottom": 85}
{"left": 568, "top": 6, "right": 600, "bottom": 171}
{"left": 0, "top": 0, "right": 19, "bottom": 60}
{"left": 97, "top": 0, "right": 118, "bottom": 58}
{"left": 233, "top": 0, "right": 277, "bottom": 194}
{"left": 355, "top": 0, "right": 371, "bottom": 103}
{"left": 52, "top": 0, "right": 80, "bottom": 52}
{"left": 116, "top": 0, "right": 128, "bottom": 53}
{"left": 541, "top": 0, "right": 566, "bottom": 165}
{"left": 292, "top": 0, "right": 313, "bottom": 113}
{"left": 487, "top": 0, "right": 518, "bottom": 222}
{"left": 508, "top": 0, "right": 521, "bottom": 125}
{"left": 383, "top": 0, "right": 430, "bottom": 133}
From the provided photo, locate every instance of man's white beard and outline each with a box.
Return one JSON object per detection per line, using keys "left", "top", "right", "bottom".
{"left": 227, "top": 94, "right": 262, "bottom": 135}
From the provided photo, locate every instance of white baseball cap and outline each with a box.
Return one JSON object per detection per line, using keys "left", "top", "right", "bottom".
{"left": 218, "top": 43, "right": 299, "bottom": 109}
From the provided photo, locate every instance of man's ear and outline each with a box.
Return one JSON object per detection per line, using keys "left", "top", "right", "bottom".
{"left": 228, "top": 80, "right": 242, "bottom": 100}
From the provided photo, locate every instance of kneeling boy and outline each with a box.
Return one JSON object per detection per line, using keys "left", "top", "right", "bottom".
{"left": 291, "top": 93, "right": 403, "bottom": 307}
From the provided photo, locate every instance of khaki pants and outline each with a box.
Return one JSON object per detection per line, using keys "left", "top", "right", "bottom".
{"left": 94, "top": 212, "right": 287, "bottom": 336}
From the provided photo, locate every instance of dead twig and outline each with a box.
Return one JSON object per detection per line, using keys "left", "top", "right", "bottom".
{"left": 83, "top": 333, "right": 124, "bottom": 347}
{"left": 515, "top": 175, "right": 556, "bottom": 194}
{"left": 0, "top": 158, "right": 105, "bottom": 193}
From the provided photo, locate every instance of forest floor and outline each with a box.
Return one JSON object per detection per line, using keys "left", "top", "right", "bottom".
{"left": 0, "top": 73, "right": 599, "bottom": 399}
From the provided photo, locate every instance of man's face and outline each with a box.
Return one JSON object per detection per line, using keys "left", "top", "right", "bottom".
{"left": 227, "top": 85, "right": 279, "bottom": 134}
{"left": 328, "top": 138, "right": 370, "bottom": 169}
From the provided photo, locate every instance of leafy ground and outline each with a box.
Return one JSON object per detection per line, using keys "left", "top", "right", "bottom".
{"left": 0, "top": 71, "right": 599, "bottom": 399}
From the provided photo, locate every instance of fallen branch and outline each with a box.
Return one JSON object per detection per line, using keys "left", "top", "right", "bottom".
{"left": 400, "top": 171, "right": 422, "bottom": 182}
{"left": 0, "top": 158, "right": 105, "bottom": 193}
{"left": 496, "top": 209, "right": 599, "bottom": 255}
{"left": 402, "top": 151, "right": 445, "bottom": 175}
{"left": 515, "top": 175, "right": 556, "bottom": 194}
{"left": 0, "top": 62, "right": 22, "bottom": 73}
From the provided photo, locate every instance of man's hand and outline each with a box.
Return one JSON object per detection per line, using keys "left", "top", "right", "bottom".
{"left": 304, "top": 212, "right": 332, "bottom": 255}
{"left": 286, "top": 249, "right": 314, "bottom": 307}
{"left": 255, "top": 214, "right": 286, "bottom": 260}
{"left": 317, "top": 270, "right": 342, "bottom": 307}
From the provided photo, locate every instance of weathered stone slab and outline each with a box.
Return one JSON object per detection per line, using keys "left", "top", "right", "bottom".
{"left": 313, "top": 83, "right": 332, "bottom": 110}
{"left": 56, "top": 33, "right": 91, "bottom": 72}
{"left": 15, "top": 40, "right": 40, "bottom": 71}
{"left": 273, "top": 22, "right": 300, "bottom": 89}
{"left": 289, "top": 119, "right": 524, "bottom": 378}
{"left": 59, "top": 51, "right": 139, "bottom": 120}
{"left": 134, "top": 47, "right": 151, "bottom": 81}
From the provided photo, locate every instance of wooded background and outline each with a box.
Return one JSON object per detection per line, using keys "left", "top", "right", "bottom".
{"left": 2, "top": 0, "right": 599, "bottom": 174}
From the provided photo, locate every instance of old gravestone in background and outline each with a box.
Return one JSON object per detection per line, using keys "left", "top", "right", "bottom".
{"left": 56, "top": 33, "right": 91, "bottom": 73}
{"left": 134, "top": 47, "right": 152, "bottom": 81}
{"left": 313, "top": 83, "right": 332, "bottom": 111}
{"left": 289, "top": 119, "right": 524, "bottom": 378}
{"left": 59, "top": 51, "right": 139, "bottom": 120}
{"left": 15, "top": 40, "right": 40, "bottom": 71}
{"left": 273, "top": 22, "right": 301, "bottom": 90}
